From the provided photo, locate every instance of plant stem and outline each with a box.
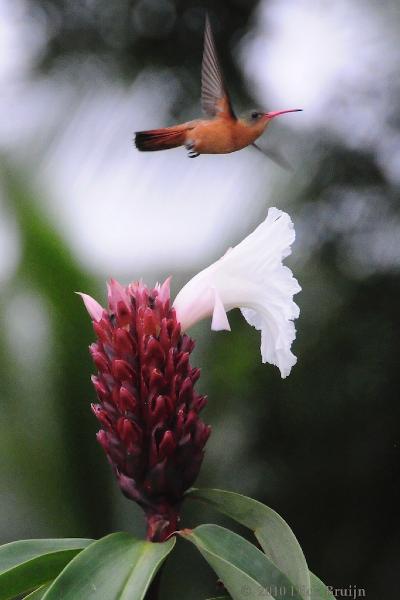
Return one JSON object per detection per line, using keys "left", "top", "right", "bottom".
{"left": 145, "top": 503, "right": 180, "bottom": 542}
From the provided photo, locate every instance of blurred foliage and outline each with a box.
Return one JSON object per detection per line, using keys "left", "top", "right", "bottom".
{"left": 0, "top": 164, "right": 112, "bottom": 539}
{"left": 31, "top": 0, "right": 256, "bottom": 70}
{"left": 1, "top": 0, "right": 400, "bottom": 599}
{"left": 29, "top": 0, "right": 260, "bottom": 112}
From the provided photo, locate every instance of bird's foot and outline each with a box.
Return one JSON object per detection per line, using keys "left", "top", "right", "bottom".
{"left": 185, "top": 141, "right": 199, "bottom": 158}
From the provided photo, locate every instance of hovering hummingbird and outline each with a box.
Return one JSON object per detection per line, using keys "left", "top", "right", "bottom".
{"left": 134, "top": 14, "right": 302, "bottom": 163}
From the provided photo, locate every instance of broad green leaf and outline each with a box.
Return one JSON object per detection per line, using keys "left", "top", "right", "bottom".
{"left": 24, "top": 583, "right": 52, "bottom": 598}
{"left": 0, "top": 538, "right": 92, "bottom": 600}
{"left": 181, "top": 525, "right": 305, "bottom": 600}
{"left": 187, "top": 488, "right": 310, "bottom": 598}
{"left": 309, "top": 572, "right": 336, "bottom": 600}
{"left": 43, "top": 532, "right": 175, "bottom": 600}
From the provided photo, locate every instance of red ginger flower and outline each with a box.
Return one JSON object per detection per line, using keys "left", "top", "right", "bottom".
{"left": 80, "top": 278, "right": 210, "bottom": 542}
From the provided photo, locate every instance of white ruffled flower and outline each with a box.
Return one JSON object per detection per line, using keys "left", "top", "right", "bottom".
{"left": 173, "top": 208, "right": 301, "bottom": 378}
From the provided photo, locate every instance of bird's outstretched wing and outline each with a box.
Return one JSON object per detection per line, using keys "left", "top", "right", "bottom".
{"left": 201, "top": 14, "right": 236, "bottom": 120}
{"left": 252, "top": 143, "right": 293, "bottom": 171}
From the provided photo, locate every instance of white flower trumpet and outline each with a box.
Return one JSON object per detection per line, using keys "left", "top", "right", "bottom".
{"left": 173, "top": 208, "right": 301, "bottom": 378}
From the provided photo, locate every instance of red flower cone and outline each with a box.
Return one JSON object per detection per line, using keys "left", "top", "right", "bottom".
{"left": 80, "top": 278, "right": 210, "bottom": 542}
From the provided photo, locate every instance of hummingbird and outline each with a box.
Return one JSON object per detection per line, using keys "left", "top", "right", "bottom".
{"left": 134, "top": 14, "right": 302, "bottom": 163}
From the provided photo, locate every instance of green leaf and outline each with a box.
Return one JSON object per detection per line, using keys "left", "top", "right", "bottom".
{"left": 309, "top": 572, "right": 336, "bottom": 600}
{"left": 0, "top": 538, "right": 92, "bottom": 600}
{"left": 181, "top": 525, "right": 305, "bottom": 600}
{"left": 24, "top": 583, "right": 52, "bottom": 599}
{"left": 42, "top": 532, "right": 175, "bottom": 600}
{"left": 187, "top": 488, "right": 310, "bottom": 598}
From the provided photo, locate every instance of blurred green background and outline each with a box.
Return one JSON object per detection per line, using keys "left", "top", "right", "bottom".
{"left": 0, "top": 0, "right": 399, "bottom": 598}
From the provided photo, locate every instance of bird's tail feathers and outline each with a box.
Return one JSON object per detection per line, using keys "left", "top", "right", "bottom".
{"left": 134, "top": 126, "right": 187, "bottom": 152}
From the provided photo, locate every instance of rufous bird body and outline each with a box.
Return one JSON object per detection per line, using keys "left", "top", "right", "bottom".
{"left": 135, "top": 15, "right": 301, "bottom": 161}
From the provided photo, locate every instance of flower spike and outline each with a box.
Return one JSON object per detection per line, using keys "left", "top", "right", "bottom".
{"left": 80, "top": 279, "right": 210, "bottom": 542}
{"left": 173, "top": 207, "right": 301, "bottom": 378}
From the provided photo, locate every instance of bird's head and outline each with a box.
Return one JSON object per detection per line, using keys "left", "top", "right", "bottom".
{"left": 244, "top": 108, "right": 302, "bottom": 132}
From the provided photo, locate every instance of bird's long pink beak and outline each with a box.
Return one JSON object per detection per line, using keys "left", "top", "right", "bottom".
{"left": 265, "top": 109, "right": 302, "bottom": 119}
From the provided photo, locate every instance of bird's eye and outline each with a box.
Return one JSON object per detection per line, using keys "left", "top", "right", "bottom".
{"left": 251, "top": 111, "right": 260, "bottom": 120}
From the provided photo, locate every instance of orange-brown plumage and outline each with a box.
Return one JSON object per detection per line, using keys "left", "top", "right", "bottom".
{"left": 135, "top": 125, "right": 189, "bottom": 151}
{"left": 134, "top": 14, "right": 301, "bottom": 162}
{"left": 184, "top": 117, "right": 272, "bottom": 154}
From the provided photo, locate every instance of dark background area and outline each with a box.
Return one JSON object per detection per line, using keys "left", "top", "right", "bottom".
{"left": 0, "top": 0, "right": 399, "bottom": 598}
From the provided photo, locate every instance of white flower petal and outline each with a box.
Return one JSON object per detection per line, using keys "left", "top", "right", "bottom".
{"left": 211, "top": 288, "right": 231, "bottom": 331}
{"left": 173, "top": 207, "right": 301, "bottom": 378}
